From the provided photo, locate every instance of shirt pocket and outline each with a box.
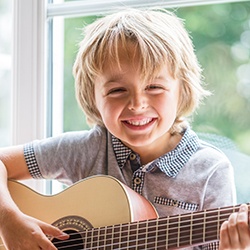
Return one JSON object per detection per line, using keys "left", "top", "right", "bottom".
{"left": 154, "top": 196, "right": 199, "bottom": 212}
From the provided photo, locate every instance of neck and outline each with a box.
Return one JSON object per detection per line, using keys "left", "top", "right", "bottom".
{"left": 132, "top": 132, "right": 182, "bottom": 165}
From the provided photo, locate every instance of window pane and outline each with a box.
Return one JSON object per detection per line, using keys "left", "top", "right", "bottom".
{"left": 175, "top": 3, "right": 250, "bottom": 155}
{"left": 0, "top": 0, "right": 12, "bottom": 146}
{"left": 63, "top": 16, "right": 95, "bottom": 132}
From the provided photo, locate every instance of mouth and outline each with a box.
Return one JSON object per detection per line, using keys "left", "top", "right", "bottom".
{"left": 122, "top": 117, "right": 156, "bottom": 129}
{"left": 125, "top": 118, "right": 153, "bottom": 126}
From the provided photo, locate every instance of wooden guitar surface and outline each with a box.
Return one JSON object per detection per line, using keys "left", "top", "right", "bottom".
{"left": 0, "top": 175, "right": 157, "bottom": 250}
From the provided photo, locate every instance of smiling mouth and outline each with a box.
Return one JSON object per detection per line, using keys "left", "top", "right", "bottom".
{"left": 125, "top": 118, "right": 154, "bottom": 126}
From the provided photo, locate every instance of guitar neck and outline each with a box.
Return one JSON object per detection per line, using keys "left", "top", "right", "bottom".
{"left": 82, "top": 204, "right": 246, "bottom": 249}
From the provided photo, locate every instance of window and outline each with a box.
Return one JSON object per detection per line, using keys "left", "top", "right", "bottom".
{"left": 12, "top": 0, "right": 250, "bottom": 199}
{"left": 0, "top": 0, "right": 12, "bottom": 147}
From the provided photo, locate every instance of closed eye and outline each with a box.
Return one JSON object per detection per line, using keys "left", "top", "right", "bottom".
{"left": 145, "top": 84, "right": 166, "bottom": 93}
{"left": 147, "top": 85, "right": 162, "bottom": 89}
{"left": 107, "top": 87, "right": 126, "bottom": 96}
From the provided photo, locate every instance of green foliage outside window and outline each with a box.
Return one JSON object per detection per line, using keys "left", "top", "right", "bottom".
{"left": 176, "top": 3, "right": 250, "bottom": 155}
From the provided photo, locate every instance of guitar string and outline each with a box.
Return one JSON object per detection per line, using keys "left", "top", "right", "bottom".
{"left": 53, "top": 224, "right": 221, "bottom": 250}
{"left": 53, "top": 204, "right": 241, "bottom": 239}
{"left": 53, "top": 215, "right": 226, "bottom": 243}
{"left": 0, "top": 217, "right": 242, "bottom": 250}
{"left": 0, "top": 221, "right": 221, "bottom": 250}
{"left": 53, "top": 228, "right": 220, "bottom": 250}
{"left": 0, "top": 234, "right": 219, "bottom": 250}
{"left": 0, "top": 205, "right": 246, "bottom": 249}
{"left": 54, "top": 232, "right": 220, "bottom": 250}
{"left": 54, "top": 203, "right": 240, "bottom": 244}
{"left": 53, "top": 202, "right": 241, "bottom": 239}
{"left": 51, "top": 210, "right": 237, "bottom": 249}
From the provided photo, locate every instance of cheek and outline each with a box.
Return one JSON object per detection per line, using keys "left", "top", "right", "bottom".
{"left": 95, "top": 98, "right": 120, "bottom": 125}
{"left": 94, "top": 85, "right": 104, "bottom": 113}
{"left": 169, "top": 84, "right": 181, "bottom": 114}
{"left": 157, "top": 93, "right": 179, "bottom": 114}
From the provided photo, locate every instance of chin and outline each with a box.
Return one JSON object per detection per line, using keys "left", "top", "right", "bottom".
{"left": 123, "top": 137, "right": 155, "bottom": 148}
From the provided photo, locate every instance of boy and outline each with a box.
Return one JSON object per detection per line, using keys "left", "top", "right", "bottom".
{"left": 0, "top": 8, "right": 248, "bottom": 250}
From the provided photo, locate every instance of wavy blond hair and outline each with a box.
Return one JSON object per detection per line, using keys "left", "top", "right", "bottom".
{"left": 73, "top": 8, "right": 210, "bottom": 133}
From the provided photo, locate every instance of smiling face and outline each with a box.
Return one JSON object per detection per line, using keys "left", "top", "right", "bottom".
{"left": 94, "top": 45, "right": 181, "bottom": 161}
{"left": 74, "top": 9, "right": 208, "bottom": 138}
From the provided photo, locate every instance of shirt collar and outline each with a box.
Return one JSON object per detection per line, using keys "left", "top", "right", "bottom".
{"left": 111, "top": 127, "right": 200, "bottom": 178}
{"left": 111, "top": 135, "right": 132, "bottom": 168}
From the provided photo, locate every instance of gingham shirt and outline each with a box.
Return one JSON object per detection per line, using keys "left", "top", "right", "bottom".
{"left": 23, "top": 125, "right": 236, "bottom": 250}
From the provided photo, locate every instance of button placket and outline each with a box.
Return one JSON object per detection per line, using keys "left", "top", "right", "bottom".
{"left": 134, "top": 177, "right": 142, "bottom": 185}
{"left": 132, "top": 171, "right": 145, "bottom": 194}
{"left": 129, "top": 153, "right": 136, "bottom": 161}
{"left": 129, "top": 152, "right": 140, "bottom": 172}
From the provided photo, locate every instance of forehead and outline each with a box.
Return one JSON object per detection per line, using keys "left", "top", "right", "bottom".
{"left": 105, "top": 41, "right": 139, "bottom": 63}
{"left": 100, "top": 41, "right": 169, "bottom": 82}
{"left": 103, "top": 43, "right": 139, "bottom": 69}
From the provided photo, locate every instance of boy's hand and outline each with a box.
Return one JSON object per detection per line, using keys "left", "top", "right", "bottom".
{"left": 0, "top": 212, "right": 69, "bottom": 250}
{"left": 219, "top": 204, "right": 250, "bottom": 250}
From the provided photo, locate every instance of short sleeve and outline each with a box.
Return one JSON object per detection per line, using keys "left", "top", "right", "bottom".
{"left": 23, "top": 142, "right": 43, "bottom": 179}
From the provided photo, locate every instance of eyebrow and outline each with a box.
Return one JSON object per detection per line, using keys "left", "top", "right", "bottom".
{"left": 103, "top": 73, "right": 127, "bottom": 85}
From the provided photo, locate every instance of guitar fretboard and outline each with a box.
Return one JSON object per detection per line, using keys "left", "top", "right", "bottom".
{"left": 78, "top": 204, "right": 247, "bottom": 249}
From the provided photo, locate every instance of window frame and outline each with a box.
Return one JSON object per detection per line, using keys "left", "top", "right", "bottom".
{"left": 47, "top": 0, "right": 250, "bottom": 18}
{"left": 12, "top": 0, "right": 47, "bottom": 145}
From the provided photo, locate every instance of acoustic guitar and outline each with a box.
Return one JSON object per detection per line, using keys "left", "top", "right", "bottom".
{"left": 0, "top": 175, "right": 243, "bottom": 249}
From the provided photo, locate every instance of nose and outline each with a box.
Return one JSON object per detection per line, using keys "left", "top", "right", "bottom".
{"left": 127, "top": 92, "right": 148, "bottom": 111}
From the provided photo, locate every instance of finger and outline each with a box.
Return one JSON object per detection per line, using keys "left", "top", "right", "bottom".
{"left": 227, "top": 212, "right": 240, "bottom": 248}
{"left": 36, "top": 224, "right": 68, "bottom": 250}
{"left": 237, "top": 204, "right": 250, "bottom": 248}
{"left": 27, "top": 226, "right": 58, "bottom": 250}
{"left": 219, "top": 220, "right": 230, "bottom": 249}
{"left": 39, "top": 236, "right": 58, "bottom": 250}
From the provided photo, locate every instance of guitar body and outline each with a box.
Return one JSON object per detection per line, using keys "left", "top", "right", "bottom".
{"left": 0, "top": 175, "right": 158, "bottom": 250}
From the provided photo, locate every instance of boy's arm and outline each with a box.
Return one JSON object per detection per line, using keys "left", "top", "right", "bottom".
{"left": 0, "top": 146, "right": 68, "bottom": 250}
{"left": 0, "top": 145, "right": 31, "bottom": 180}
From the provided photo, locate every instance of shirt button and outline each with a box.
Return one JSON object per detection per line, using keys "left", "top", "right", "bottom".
{"left": 134, "top": 177, "right": 141, "bottom": 185}
{"left": 172, "top": 200, "right": 178, "bottom": 207}
{"left": 130, "top": 153, "right": 136, "bottom": 161}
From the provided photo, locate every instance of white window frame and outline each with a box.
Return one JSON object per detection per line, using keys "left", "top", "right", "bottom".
{"left": 47, "top": 0, "right": 250, "bottom": 18}
{"left": 12, "top": 0, "right": 47, "bottom": 145}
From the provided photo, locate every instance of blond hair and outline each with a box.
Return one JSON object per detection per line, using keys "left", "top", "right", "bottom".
{"left": 73, "top": 8, "right": 210, "bottom": 133}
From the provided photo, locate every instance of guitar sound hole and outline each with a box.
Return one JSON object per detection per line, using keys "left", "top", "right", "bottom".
{"left": 52, "top": 229, "right": 84, "bottom": 250}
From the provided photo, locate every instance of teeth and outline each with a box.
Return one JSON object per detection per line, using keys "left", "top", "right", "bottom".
{"left": 127, "top": 118, "right": 153, "bottom": 126}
